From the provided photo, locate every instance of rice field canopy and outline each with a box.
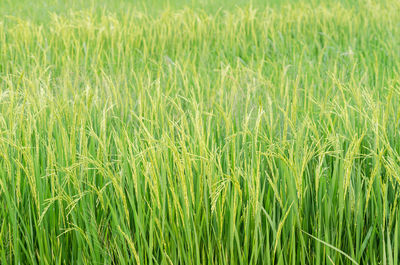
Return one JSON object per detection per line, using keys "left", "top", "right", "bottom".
{"left": 1, "top": 0, "right": 400, "bottom": 264}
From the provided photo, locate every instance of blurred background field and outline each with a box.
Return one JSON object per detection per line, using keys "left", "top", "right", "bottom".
{"left": 0, "top": 0, "right": 385, "bottom": 21}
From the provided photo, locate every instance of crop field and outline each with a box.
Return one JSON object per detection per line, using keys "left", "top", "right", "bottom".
{"left": 1, "top": 0, "right": 400, "bottom": 264}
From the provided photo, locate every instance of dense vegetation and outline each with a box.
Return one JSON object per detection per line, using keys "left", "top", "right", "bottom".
{"left": 1, "top": 0, "right": 400, "bottom": 264}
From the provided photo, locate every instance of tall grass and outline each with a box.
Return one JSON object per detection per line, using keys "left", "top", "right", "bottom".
{"left": 1, "top": 1, "right": 400, "bottom": 264}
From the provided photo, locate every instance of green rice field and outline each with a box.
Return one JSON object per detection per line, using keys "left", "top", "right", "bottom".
{"left": 1, "top": 0, "right": 400, "bottom": 264}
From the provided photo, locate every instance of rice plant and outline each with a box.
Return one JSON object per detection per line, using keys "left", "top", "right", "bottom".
{"left": 1, "top": 0, "right": 400, "bottom": 264}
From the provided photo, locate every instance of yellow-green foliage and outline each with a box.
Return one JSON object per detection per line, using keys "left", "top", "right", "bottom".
{"left": 1, "top": 1, "right": 400, "bottom": 264}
